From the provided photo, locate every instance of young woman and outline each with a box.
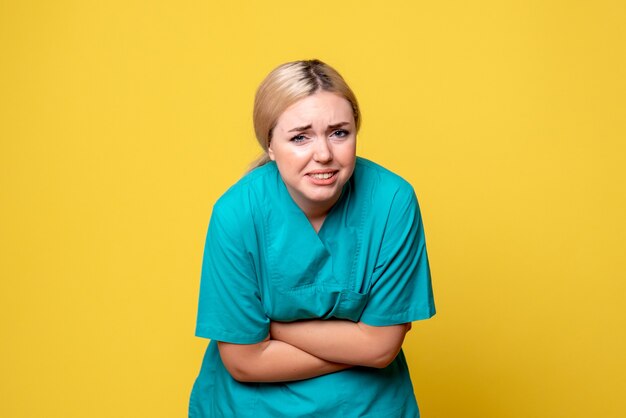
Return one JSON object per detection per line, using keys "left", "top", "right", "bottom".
{"left": 189, "top": 59, "right": 436, "bottom": 417}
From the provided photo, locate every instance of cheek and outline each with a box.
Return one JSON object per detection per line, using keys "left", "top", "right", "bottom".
{"left": 278, "top": 148, "right": 309, "bottom": 166}
{"left": 274, "top": 148, "right": 309, "bottom": 173}
{"left": 336, "top": 141, "right": 357, "bottom": 163}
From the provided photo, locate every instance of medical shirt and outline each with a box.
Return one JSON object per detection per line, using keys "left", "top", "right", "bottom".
{"left": 189, "top": 157, "right": 436, "bottom": 417}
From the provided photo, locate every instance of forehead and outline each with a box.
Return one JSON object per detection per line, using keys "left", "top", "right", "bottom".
{"left": 276, "top": 91, "right": 354, "bottom": 128}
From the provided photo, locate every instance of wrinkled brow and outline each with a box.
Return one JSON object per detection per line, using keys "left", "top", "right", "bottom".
{"left": 288, "top": 124, "right": 312, "bottom": 132}
{"left": 287, "top": 122, "right": 350, "bottom": 132}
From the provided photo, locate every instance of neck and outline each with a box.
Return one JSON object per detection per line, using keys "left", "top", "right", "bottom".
{"left": 281, "top": 181, "right": 344, "bottom": 231}
{"left": 297, "top": 200, "right": 333, "bottom": 233}
{"left": 308, "top": 215, "right": 326, "bottom": 233}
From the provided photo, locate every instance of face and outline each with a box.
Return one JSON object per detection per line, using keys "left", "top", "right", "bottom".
{"left": 268, "top": 91, "right": 357, "bottom": 218}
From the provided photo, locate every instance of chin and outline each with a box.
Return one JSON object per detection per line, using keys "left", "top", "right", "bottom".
{"left": 308, "top": 189, "right": 341, "bottom": 204}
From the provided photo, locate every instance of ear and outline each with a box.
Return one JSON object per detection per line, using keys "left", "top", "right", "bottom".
{"left": 267, "top": 141, "right": 275, "bottom": 161}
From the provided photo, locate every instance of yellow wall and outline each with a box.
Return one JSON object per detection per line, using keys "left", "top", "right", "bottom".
{"left": 1, "top": 1, "right": 624, "bottom": 417}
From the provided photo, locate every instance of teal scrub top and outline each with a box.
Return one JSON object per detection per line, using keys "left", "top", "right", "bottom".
{"left": 189, "top": 157, "right": 436, "bottom": 418}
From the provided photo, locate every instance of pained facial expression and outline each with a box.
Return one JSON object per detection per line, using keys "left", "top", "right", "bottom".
{"left": 268, "top": 91, "right": 357, "bottom": 217}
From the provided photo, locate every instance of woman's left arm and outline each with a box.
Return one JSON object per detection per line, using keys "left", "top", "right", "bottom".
{"left": 270, "top": 319, "right": 411, "bottom": 369}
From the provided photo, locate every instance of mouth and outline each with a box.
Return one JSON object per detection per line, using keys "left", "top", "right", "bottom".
{"left": 308, "top": 171, "right": 337, "bottom": 180}
{"left": 306, "top": 170, "right": 339, "bottom": 185}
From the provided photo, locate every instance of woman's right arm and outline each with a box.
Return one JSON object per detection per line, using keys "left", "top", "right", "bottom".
{"left": 217, "top": 336, "right": 352, "bottom": 382}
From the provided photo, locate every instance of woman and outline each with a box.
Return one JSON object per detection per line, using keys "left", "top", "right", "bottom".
{"left": 189, "top": 59, "right": 436, "bottom": 417}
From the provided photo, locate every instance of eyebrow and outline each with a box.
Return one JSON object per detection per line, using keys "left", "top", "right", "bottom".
{"left": 288, "top": 124, "right": 312, "bottom": 132}
{"left": 287, "top": 122, "right": 350, "bottom": 132}
{"left": 328, "top": 122, "right": 350, "bottom": 129}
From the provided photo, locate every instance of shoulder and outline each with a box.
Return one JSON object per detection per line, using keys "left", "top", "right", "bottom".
{"left": 215, "top": 162, "right": 277, "bottom": 209}
{"left": 353, "top": 157, "right": 417, "bottom": 205}
{"left": 211, "top": 162, "right": 278, "bottom": 231}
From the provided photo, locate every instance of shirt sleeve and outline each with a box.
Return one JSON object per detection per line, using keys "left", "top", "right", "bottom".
{"left": 194, "top": 196, "right": 269, "bottom": 344}
{"left": 360, "top": 185, "right": 436, "bottom": 326}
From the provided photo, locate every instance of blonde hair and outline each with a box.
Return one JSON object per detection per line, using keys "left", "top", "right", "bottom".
{"left": 250, "top": 59, "right": 361, "bottom": 169}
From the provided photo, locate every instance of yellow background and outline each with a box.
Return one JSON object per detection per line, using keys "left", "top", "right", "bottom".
{"left": 1, "top": 1, "right": 625, "bottom": 417}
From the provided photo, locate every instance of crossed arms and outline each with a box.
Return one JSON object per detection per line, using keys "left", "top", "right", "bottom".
{"left": 218, "top": 319, "right": 411, "bottom": 383}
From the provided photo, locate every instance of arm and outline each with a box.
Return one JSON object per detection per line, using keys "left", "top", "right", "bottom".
{"left": 270, "top": 319, "right": 411, "bottom": 369}
{"left": 217, "top": 336, "right": 353, "bottom": 383}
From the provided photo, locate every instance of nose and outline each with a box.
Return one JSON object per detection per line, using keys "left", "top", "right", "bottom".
{"left": 313, "top": 137, "right": 333, "bottom": 163}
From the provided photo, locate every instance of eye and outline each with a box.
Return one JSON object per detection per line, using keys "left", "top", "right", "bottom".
{"left": 331, "top": 129, "right": 349, "bottom": 138}
{"left": 290, "top": 134, "right": 307, "bottom": 143}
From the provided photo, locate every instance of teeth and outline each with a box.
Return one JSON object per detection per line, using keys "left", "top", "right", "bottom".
{"left": 311, "top": 172, "right": 334, "bottom": 180}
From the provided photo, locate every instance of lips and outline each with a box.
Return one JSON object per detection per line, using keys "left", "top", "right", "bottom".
{"left": 306, "top": 170, "right": 339, "bottom": 185}
{"left": 309, "top": 172, "right": 335, "bottom": 180}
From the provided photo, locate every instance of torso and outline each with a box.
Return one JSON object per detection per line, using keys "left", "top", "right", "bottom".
{"left": 190, "top": 157, "right": 430, "bottom": 418}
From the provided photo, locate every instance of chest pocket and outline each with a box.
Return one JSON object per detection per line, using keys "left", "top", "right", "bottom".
{"left": 268, "top": 285, "right": 369, "bottom": 322}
